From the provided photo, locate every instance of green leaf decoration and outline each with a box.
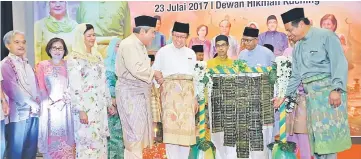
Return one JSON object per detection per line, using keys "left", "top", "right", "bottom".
{"left": 268, "top": 62, "right": 278, "bottom": 85}
{"left": 233, "top": 60, "right": 248, "bottom": 72}
{"left": 267, "top": 141, "right": 297, "bottom": 153}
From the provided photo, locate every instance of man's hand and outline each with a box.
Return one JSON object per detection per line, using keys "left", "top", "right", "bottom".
{"left": 329, "top": 91, "right": 342, "bottom": 108}
{"left": 111, "top": 98, "right": 117, "bottom": 107}
{"left": 194, "top": 99, "right": 199, "bottom": 114}
{"left": 2, "top": 100, "right": 9, "bottom": 116}
{"left": 79, "top": 111, "right": 89, "bottom": 124}
{"left": 29, "top": 100, "right": 40, "bottom": 114}
{"left": 273, "top": 97, "right": 286, "bottom": 109}
{"left": 154, "top": 71, "right": 164, "bottom": 85}
{"left": 108, "top": 106, "right": 117, "bottom": 116}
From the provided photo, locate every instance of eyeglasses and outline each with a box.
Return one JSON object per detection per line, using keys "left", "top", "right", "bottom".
{"left": 241, "top": 38, "right": 256, "bottom": 43}
{"left": 215, "top": 44, "right": 228, "bottom": 48}
{"left": 51, "top": 47, "right": 64, "bottom": 52}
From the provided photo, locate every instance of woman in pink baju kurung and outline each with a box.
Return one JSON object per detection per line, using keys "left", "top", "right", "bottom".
{"left": 36, "top": 37, "right": 75, "bottom": 159}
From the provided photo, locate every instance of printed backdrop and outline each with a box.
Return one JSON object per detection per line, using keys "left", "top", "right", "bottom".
{"left": 34, "top": 1, "right": 361, "bottom": 137}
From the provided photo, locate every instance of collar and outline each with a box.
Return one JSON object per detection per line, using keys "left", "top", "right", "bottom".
{"left": 130, "top": 33, "right": 145, "bottom": 46}
{"left": 8, "top": 53, "right": 28, "bottom": 63}
{"left": 302, "top": 27, "right": 314, "bottom": 41}
{"left": 215, "top": 56, "right": 229, "bottom": 61}
{"left": 247, "top": 44, "right": 260, "bottom": 52}
{"left": 171, "top": 43, "right": 186, "bottom": 50}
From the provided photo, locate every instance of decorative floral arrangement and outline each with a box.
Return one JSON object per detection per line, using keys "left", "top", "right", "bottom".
{"left": 274, "top": 56, "right": 296, "bottom": 113}
{"left": 194, "top": 62, "right": 213, "bottom": 102}
{"left": 193, "top": 61, "right": 214, "bottom": 151}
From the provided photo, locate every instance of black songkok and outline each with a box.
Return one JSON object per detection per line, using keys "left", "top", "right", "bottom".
{"left": 215, "top": 35, "right": 229, "bottom": 43}
{"left": 172, "top": 21, "right": 190, "bottom": 34}
{"left": 281, "top": 8, "right": 305, "bottom": 24}
{"left": 243, "top": 27, "right": 259, "bottom": 37}
{"left": 135, "top": 15, "right": 157, "bottom": 27}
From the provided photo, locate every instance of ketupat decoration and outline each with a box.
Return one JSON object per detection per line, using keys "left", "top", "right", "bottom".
{"left": 193, "top": 59, "right": 292, "bottom": 158}
{"left": 267, "top": 56, "right": 297, "bottom": 159}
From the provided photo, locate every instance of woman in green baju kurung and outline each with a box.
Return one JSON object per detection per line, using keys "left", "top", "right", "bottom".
{"left": 105, "top": 38, "right": 124, "bottom": 159}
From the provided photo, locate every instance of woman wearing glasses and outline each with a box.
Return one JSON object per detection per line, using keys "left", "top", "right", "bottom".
{"left": 36, "top": 37, "right": 75, "bottom": 158}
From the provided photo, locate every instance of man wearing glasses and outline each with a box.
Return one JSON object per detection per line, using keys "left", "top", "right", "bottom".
{"left": 239, "top": 27, "right": 275, "bottom": 67}
{"left": 238, "top": 27, "right": 275, "bottom": 158}
{"left": 210, "top": 20, "right": 240, "bottom": 60}
{"left": 152, "top": 21, "right": 197, "bottom": 159}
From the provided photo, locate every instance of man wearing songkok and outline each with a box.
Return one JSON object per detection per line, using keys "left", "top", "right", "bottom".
{"left": 239, "top": 27, "right": 275, "bottom": 159}
{"left": 153, "top": 21, "right": 197, "bottom": 159}
{"left": 210, "top": 20, "right": 240, "bottom": 60}
{"left": 274, "top": 8, "right": 352, "bottom": 159}
{"left": 207, "top": 35, "right": 233, "bottom": 69}
{"left": 258, "top": 15, "right": 288, "bottom": 56}
{"left": 115, "top": 15, "right": 163, "bottom": 159}
{"left": 208, "top": 35, "right": 237, "bottom": 159}
{"left": 2, "top": 30, "right": 41, "bottom": 159}
{"left": 192, "top": 45, "right": 205, "bottom": 61}
{"left": 239, "top": 27, "right": 275, "bottom": 67}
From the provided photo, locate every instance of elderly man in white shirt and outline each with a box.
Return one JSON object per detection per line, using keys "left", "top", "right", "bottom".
{"left": 153, "top": 21, "right": 197, "bottom": 159}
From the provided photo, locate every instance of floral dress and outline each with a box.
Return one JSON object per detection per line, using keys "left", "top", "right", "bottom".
{"left": 67, "top": 57, "right": 111, "bottom": 159}
{"left": 36, "top": 60, "right": 75, "bottom": 159}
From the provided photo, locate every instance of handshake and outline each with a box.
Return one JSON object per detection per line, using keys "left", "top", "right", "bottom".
{"left": 28, "top": 98, "right": 41, "bottom": 115}
{"left": 154, "top": 70, "right": 164, "bottom": 85}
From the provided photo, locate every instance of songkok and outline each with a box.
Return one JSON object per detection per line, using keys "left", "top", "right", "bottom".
{"left": 267, "top": 15, "right": 277, "bottom": 22}
{"left": 135, "top": 15, "right": 157, "bottom": 27}
{"left": 215, "top": 35, "right": 228, "bottom": 43}
{"left": 243, "top": 27, "right": 259, "bottom": 37}
{"left": 172, "top": 21, "right": 190, "bottom": 34}
{"left": 263, "top": 44, "right": 274, "bottom": 52}
{"left": 148, "top": 55, "right": 155, "bottom": 62}
{"left": 192, "top": 45, "right": 204, "bottom": 53}
{"left": 281, "top": 8, "right": 305, "bottom": 24}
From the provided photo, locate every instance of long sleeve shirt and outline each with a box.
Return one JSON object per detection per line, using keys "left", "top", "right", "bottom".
{"left": 152, "top": 43, "right": 196, "bottom": 78}
{"left": 239, "top": 45, "right": 275, "bottom": 67}
{"left": 258, "top": 31, "right": 288, "bottom": 56}
{"left": 115, "top": 34, "right": 154, "bottom": 84}
{"left": 285, "top": 27, "right": 348, "bottom": 98}
{"left": 0, "top": 62, "right": 4, "bottom": 121}
{"left": 210, "top": 35, "right": 240, "bottom": 60}
{"left": 1, "top": 53, "right": 40, "bottom": 122}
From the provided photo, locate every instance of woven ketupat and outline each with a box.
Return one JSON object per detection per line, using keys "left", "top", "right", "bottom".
{"left": 221, "top": 76, "right": 237, "bottom": 146}
{"left": 211, "top": 76, "right": 223, "bottom": 133}
{"left": 247, "top": 76, "right": 263, "bottom": 151}
{"left": 261, "top": 74, "right": 274, "bottom": 125}
{"left": 210, "top": 75, "right": 272, "bottom": 158}
{"left": 235, "top": 76, "right": 249, "bottom": 158}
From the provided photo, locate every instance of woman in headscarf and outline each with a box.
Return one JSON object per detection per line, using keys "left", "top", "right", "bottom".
{"left": 36, "top": 37, "right": 75, "bottom": 159}
{"left": 34, "top": 1, "right": 78, "bottom": 64}
{"left": 104, "top": 37, "right": 124, "bottom": 159}
{"left": 67, "top": 23, "right": 112, "bottom": 159}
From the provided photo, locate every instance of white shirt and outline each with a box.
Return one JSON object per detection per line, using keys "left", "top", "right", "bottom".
{"left": 153, "top": 43, "right": 196, "bottom": 78}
